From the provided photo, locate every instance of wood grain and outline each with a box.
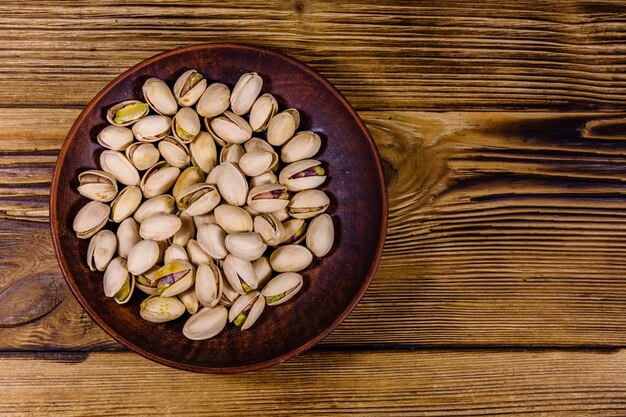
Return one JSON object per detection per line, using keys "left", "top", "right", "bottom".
{"left": 2, "top": 0, "right": 626, "bottom": 110}
{"left": 3, "top": 109, "right": 626, "bottom": 349}
{"left": 3, "top": 349, "right": 626, "bottom": 416}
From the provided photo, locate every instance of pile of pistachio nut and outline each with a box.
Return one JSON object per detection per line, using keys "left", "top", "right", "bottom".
{"left": 72, "top": 70, "right": 334, "bottom": 340}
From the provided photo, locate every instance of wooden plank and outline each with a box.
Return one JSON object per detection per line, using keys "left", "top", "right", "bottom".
{"left": 1, "top": 0, "right": 626, "bottom": 110}
{"left": 4, "top": 109, "right": 626, "bottom": 349}
{"left": 3, "top": 349, "right": 626, "bottom": 416}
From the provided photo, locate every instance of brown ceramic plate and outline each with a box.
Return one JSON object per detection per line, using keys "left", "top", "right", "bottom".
{"left": 50, "top": 44, "right": 387, "bottom": 373}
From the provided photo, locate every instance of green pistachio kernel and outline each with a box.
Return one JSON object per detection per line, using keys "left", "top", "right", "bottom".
{"left": 114, "top": 102, "right": 148, "bottom": 124}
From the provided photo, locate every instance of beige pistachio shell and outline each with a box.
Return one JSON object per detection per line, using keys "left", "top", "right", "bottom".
{"left": 216, "top": 162, "right": 248, "bottom": 206}
{"left": 270, "top": 244, "right": 313, "bottom": 272}
{"left": 261, "top": 272, "right": 303, "bottom": 306}
{"left": 230, "top": 72, "right": 263, "bottom": 116}
{"left": 97, "top": 125, "right": 134, "bottom": 150}
{"left": 178, "top": 286, "right": 199, "bottom": 315}
{"left": 247, "top": 183, "right": 289, "bottom": 213}
{"left": 195, "top": 263, "right": 223, "bottom": 308}
{"left": 267, "top": 109, "right": 300, "bottom": 146}
{"left": 306, "top": 214, "right": 334, "bottom": 257}
{"left": 210, "top": 111, "right": 252, "bottom": 144}
{"left": 249, "top": 93, "right": 278, "bottom": 132}
{"left": 110, "top": 185, "right": 142, "bottom": 223}
{"left": 244, "top": 137, "right": 275, "bottom": 154}
{"left": 281, "top": 131, "right": 321, "bottom": 163}
{"left": 196, "top": 82, "right": 230, "bottom": 118}
{"left": 139, "top": 213, "right": 182, "bottom": 241}
{"left": 197, "top": 224, "right": 228, "bottom": 260}
{"left": 142, "top": 77, "right": 178, "bottom": 116}
{"left": 132, "top": 115, "right": 172, "bottom": 142}
{"left": 205, "top": 165, "right": 221, "bottom": 185}
{"left": 186, "top": 239, "right": 213, "bottom": 266}
{"left": 288, "top": 189, "right": 330, "bottom": 219}
{"left": 249, "top": 171, "right": 278, "bottom": 189}
{"left": 228, "top": 290, "right": 265, "bottom": 330}
{"left": 153, "top": 260, "right": 195, "bottom": 298}
{"left": 190, "top": 131, "right": 217, "bottom": 173}
{"left": 173, "top": 166, "right": 205, "bottom": 201}
{"left": 214, "top": 204, "right": 253, "bottom": 234}
{"left": 219, "top": 143, "right": 245, "bottom": 164}
{"left": 140, "top": 295, "right": 185, "bottom": 323}
{"left": 103, "top": 257, "right": 135, "bottom": 304}
{"left": 183, "top": 305, "right": 228, "bottom": 340}
{"left": 223, "top": 254, "right": 259, "bottom": 294}
{"left": 225, "top": 232, "right": 267, "bottom": 262}
{"left": 134, "top": 195, "right": 175, "bottom": 224}
{"left": 177, "top": 183, "right": 220, "bottom": 216}
{"left": 100, "top": 150, "right": 140, "bottom": 186}
{"left": 280, "top": 218, "right": 307, "bottom": 245}
{"left": 106, "top": 100, "right": 149, "bottom": 126}
{"left": 127, "top": 239, "right": 160, "bottom": 275}
{"left": 125, "top": 142, "right": 160, "bottom": 171}
{"left": 252, "top": 256, "right": 273, "bottom": 288}
{"left": 135, "top": 266, "right": 160, "bottom": 295}
{"left": 164, "top": 244, "right": 190, "bottom": 264}
{"left": 140, "top": 161, "right": 181, "bottom": 199}
{"left": 279, "top": 159, "right": 326, "bottom": 192}
{"left": 254, "top": 213, "right": 285, "bottom": 246}
{"left": 193, "top": 212, "right": 216, "bottom": 228}
{"left": 243, "top": 205, "right": 261, "bottom": 217}
{"left": 87, "top": 230, "right": 117, "bottom": 272}
{"left": 239, "top": 151, "right": 277, "bottom": 177}
{"left": 77, "top": 170, "right": 118, "bottom": 202}
{"left": 272, "top": 207, "right": 290, "bottom": 222}
{"left": 158, "top": 136, "right": 190, "bottom": 168}
{"left": 173, "top": 69, "right": 207, "bottom": 107}
{"left": 172, "top": 107, "right": 201, "bottom": 143}
{"left": 73, "top": 201, "right": 110, "bottom": 239}
{"left": 116, "top": 217, "right": 141, "bottom": 258}
{"left": 171, "top": 212, "right": 195, "bottom": 246}
{"left": 219, "top": 278, "right": 240, "bottom": 307}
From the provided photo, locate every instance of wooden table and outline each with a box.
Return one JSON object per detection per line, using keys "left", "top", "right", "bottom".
{"left": 3, "top": 1, "right": 626, "bottom": 415}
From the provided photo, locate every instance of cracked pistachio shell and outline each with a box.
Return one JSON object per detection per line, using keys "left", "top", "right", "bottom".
{"left": 109, "top": 185, "right": 142, "bottom": 223}
{"left": 140, "top": 295, "right": 185, "bottom": 323}
{"left": 280, "top": 218, "right": 307, "bottom": 245}
{"left": 249, "top": 171, "right": 278, "bottom": 189}
{"left": 279, "top": 159, "right": 326, "bottom": 192}
{"left": 270, "top": 244, "right": 313, "bottom": 272}
{"left": 77, "top": 170, "right": 118, "bottom": 202}
{"left": 252, "top": 256, "right": 273, "bottom": 288}
{"left": 281, "top": 131, "right": 321, "bottom": 163}
{"left": 173, "top": 166, "right": 205, "bottom": 201}
{"left": 195, "top": 263, "right": 223, "bottom": 308}
{"left": 164, "top": 244, "right": 190, "bottom": 264}
{"left": 173, "top": 69, "right": 207, "bottom": 107}
{"left": 193, "top": 212, "right": 216, "bottom": 228}
{"left": 97, "top": 125, "right": 134, "bottom": 150}
{"left": 178, "top": 286, "right": 199, "bottom": 315}
{"left": 158, "top": 136, "right": 190, "bottom": 168}
{"left": 223, "top": 254, "right": 259, "bottom": 294}
{"left": 100, "top": 150, "right": 140, "bottom": 186}
{"left": 106, "top": 100, "right": 149, "bottom": 126}
{"left": 225, "top": 232, "right": 267, "bottom": 262}
{"left": 134, "top": 195, "right": 175, "bottom": 224}
{"left": 239, "top": 151, "right": 278, "bottom": 177}
{"left": 139, "top": 213, "right": 182, "bottom": 241}
{"left": 132, "top": 115, "right": 172, "bottom": 142}
{"left": 177, "top": 183, "right": 220, "bottom": 216}
{"left": 228, "top": 290, "right": 265, "bottom": 330}
{"left": 261, "top": 272, "right": 303, "bottom": 306}
{"left": 183, "top": 305, "right": 228, "bottom": 340}
{"left": 210, "top": 111, "right": 252, "bottom": 144}
{"left": 186, "top": 239, "right": 213, "bottom": 266}
{"left": 190, "top": 131, "right": 217, "bottom": 173}
{"left": 142, "top": 77, "right": 178, "bottom": 116}
{"left": 247, "top": 183, "right": 289, "bottom": 213}
{"left": 216, "top": 162, "right": 248, "bottom": 206}
{"left": 87, "top": 230, "right": 117, "bottom": 272}
{"left": 73, "top": 201, "right": 110, "bottom": 239}
{"left": 267, "top": 109, "right": 300, "bottom": 146}
{"left": 125, "top": 142, "right": 160, "bottom": 171}
{"left": 306, "top": 214, "right": 334, "bottom": 257}
{"left": 103, "top": 257, "right": 135, "bottom": 304}
{"left": 116, "top": 218, "right": 141, "bottom": 258}
{"left": 254, "top": 213, "right": 285, "bottom": 246}
{"left": 127, "top": 239, "right": 160, "bottom": 276}
{"left": 135, "top": 266, "right": 160, "bottom": 295}
{"left": 140, "top": 161, "right": 181, "bottom": 199}
{"left": 197, "top": 224, "right": 228, "bottom": 260}
{"left": 230, "top": 72, "right": 263, "bottom": 116}
{"left": 272, "top": 207, "right": 290, "bottom": 222}
{"left": 288, "top": 189, "right": 329, "bottom": 219}
{"left": 196, "top": 82, "right": 230, "bottom": 118}
{"left": 214, "top": 204, "right": 253, "bottom": 234}
{"left": 219, "top": 143, "right": 245, "bottom": 164}
{"left": 153, "top": 260, "right": 195, "bottom": 298}
{"left": 171, "top": 212, "right": 195, "bottom": 246}
{"left": 219, "top": 278, "right": 239, "bottom": 307}
{"left": 244, "top": 137, "right": 275, "bottom": 154}
{"left": 172, "top": 107, "right": 201, "bottom": 143}
{"left": 249, "top": 93, "right": 278, "bottom": 132}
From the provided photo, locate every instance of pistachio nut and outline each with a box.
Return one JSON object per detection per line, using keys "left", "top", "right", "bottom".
{"left": 173, "top": 69, "right": 207, "bottom": 107}
{"left": 178, "top": 286, "right": 199, "bottom": 315}
{"left": 140, "top": 295, "right": 185, "bottom": 323}
{"left": 134, "top": 195, "right": 175, "bottom": 224}
{"left": 249, "top": 93, "right": 278, "bottom": 132}
{"left": 239, "top": 151, "right": 278, "bottom": 177}
{"left": 225, "top": 232, "right": 267, "bottom": 262}
{"left": 267, "top": 109, "right": 299, "bottom": 146}
{"left": 172, "top": 107, "right": 201, "bottom": 143}
{"left": 261, "top": 272, "right": 303, "bottom": 306}
{"left": 97, "top": 125, "right": 134, "bottom": 150}
{"left": 272, "top": 207, "right": 290, "bottom": 222}
{"left": 125, "top": 142, "right": 160, "bottom": 171}
{"left": 186, "top": 239, "right": 213, "bottom": 266}
{"left": 139, "top": 213, "right": 182, "bottom": 241}
{"left": 193, "top": 212, "right": 216, "bottom": 228}
{"left": 100, "top": 150, "right": 140, "bottom": 186}
{"left": 247, "top": 183, "right": 289, "bottom": 213}
{"left": 110, "top": 185, "right": 142, "bottom": 223}
{"left": 288, "top": 189, "right": 329, "bottom": 219}
{"left": 306, "top": 214, "right": 334, "bottom": 257}
{"left": 153, "top": 260, "right": 195, "bottom": 297}
{"left": 214, "top": 204, "right": 253, "bottom": 234}
{"left": 249, "top": 171, "right": 278, "bottom": 189}
{"left": 216, "top": 162, "right": 248, "bottom": 206}
{"left": 195, "top": 262, "right": 223, "bottom": 308}
{"left": 189, "top": 131, "right": 217, "bottom": 173}
{"left": 132, "top": 115, "right": 172, "bottom": 142}
{"left": 252, "top": 256, "right": 273, "bottom": 288}
{"left": 279, "top": 159, "right": 326, "bottom": 192}
{"left": 87, "top": 230, "right": 117, "bottom": 272}
{"left": 280, "top": 218, "right": 307, "bottom": 245}
{"left": 73, "top": 201, "right": 110, "bottom": 239}
{"left": 176, "top": 183, "right": 220, "bottom": 216}
{"left": 106, "top": 100, "right": 149, "bottom": 126}
{"left": 244, "top": 137, "right": 275, "bottom": 154}
{"left": 164, "top": 244, "right": 190, "bottom": 264}
{"left": 140, "top": 161, "right": 181, "bottom": 199}
{"left": 158, "top": 136, "right": 190, "bottom": 168}
{"left": 197, "top": 224, "right": 228, "bottom": 260}
{"left": 243, "top": 205, "right": 261, "bottom": 217}
{"left": 135, "top": 266, "right": 160, "bottom": 295}
{"left": 172, "top": 166, "right": 205, "bottom": 201}
{"left": 228, "top": 290, "right": 265, "bottom": 330}
{"left": 223, "top": 254, "right": 259, "bottom": 294}
{"left": 219, "top": 278, "right": 240, "bottom": 307}
{"left": 254, "top": 213, "right": 285, "bottom": 246}
{"left": 171, "top": 212, "right": 195, "bottom": 246}
{"left": 103, "top": 257, "right": 135, "bottom": 304}
{"left": 116, "top": 217, "right": 141, "bottom": 258}
{"left": 205, "top": 165, "right": 221, "bottom": 185}
{"left": 230, "top": 72, "right": 263, "bottom": 116}
{"left": 127, "top": 239, "right": 160, "bottom": 276}
{"left": 281, "top": 131, "right": 321, "bottom": 163}
{"left": 142, "top": 77, "right": 178, "bottom": 116}
{"left": 77, "top": 170, "right": 118, "bottom": 202}
{"left": 269, "top": 244, "right": 313, "bottom": 272}
{"left": 182, "top": 305, "right": 228, "bottom": 340}
{"left": 219, "top": 143, "right": 245, "bottom": 164}
{"left": 196, "top": 82, "right": 230, "bottom": 118}
{"left": 210, "top": 111, "right": 252, "bottom": 144}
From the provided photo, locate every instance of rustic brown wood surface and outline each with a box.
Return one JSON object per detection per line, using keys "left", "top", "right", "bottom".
{"left": 3, "top": 0, "right": 626, "bottom": 414}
